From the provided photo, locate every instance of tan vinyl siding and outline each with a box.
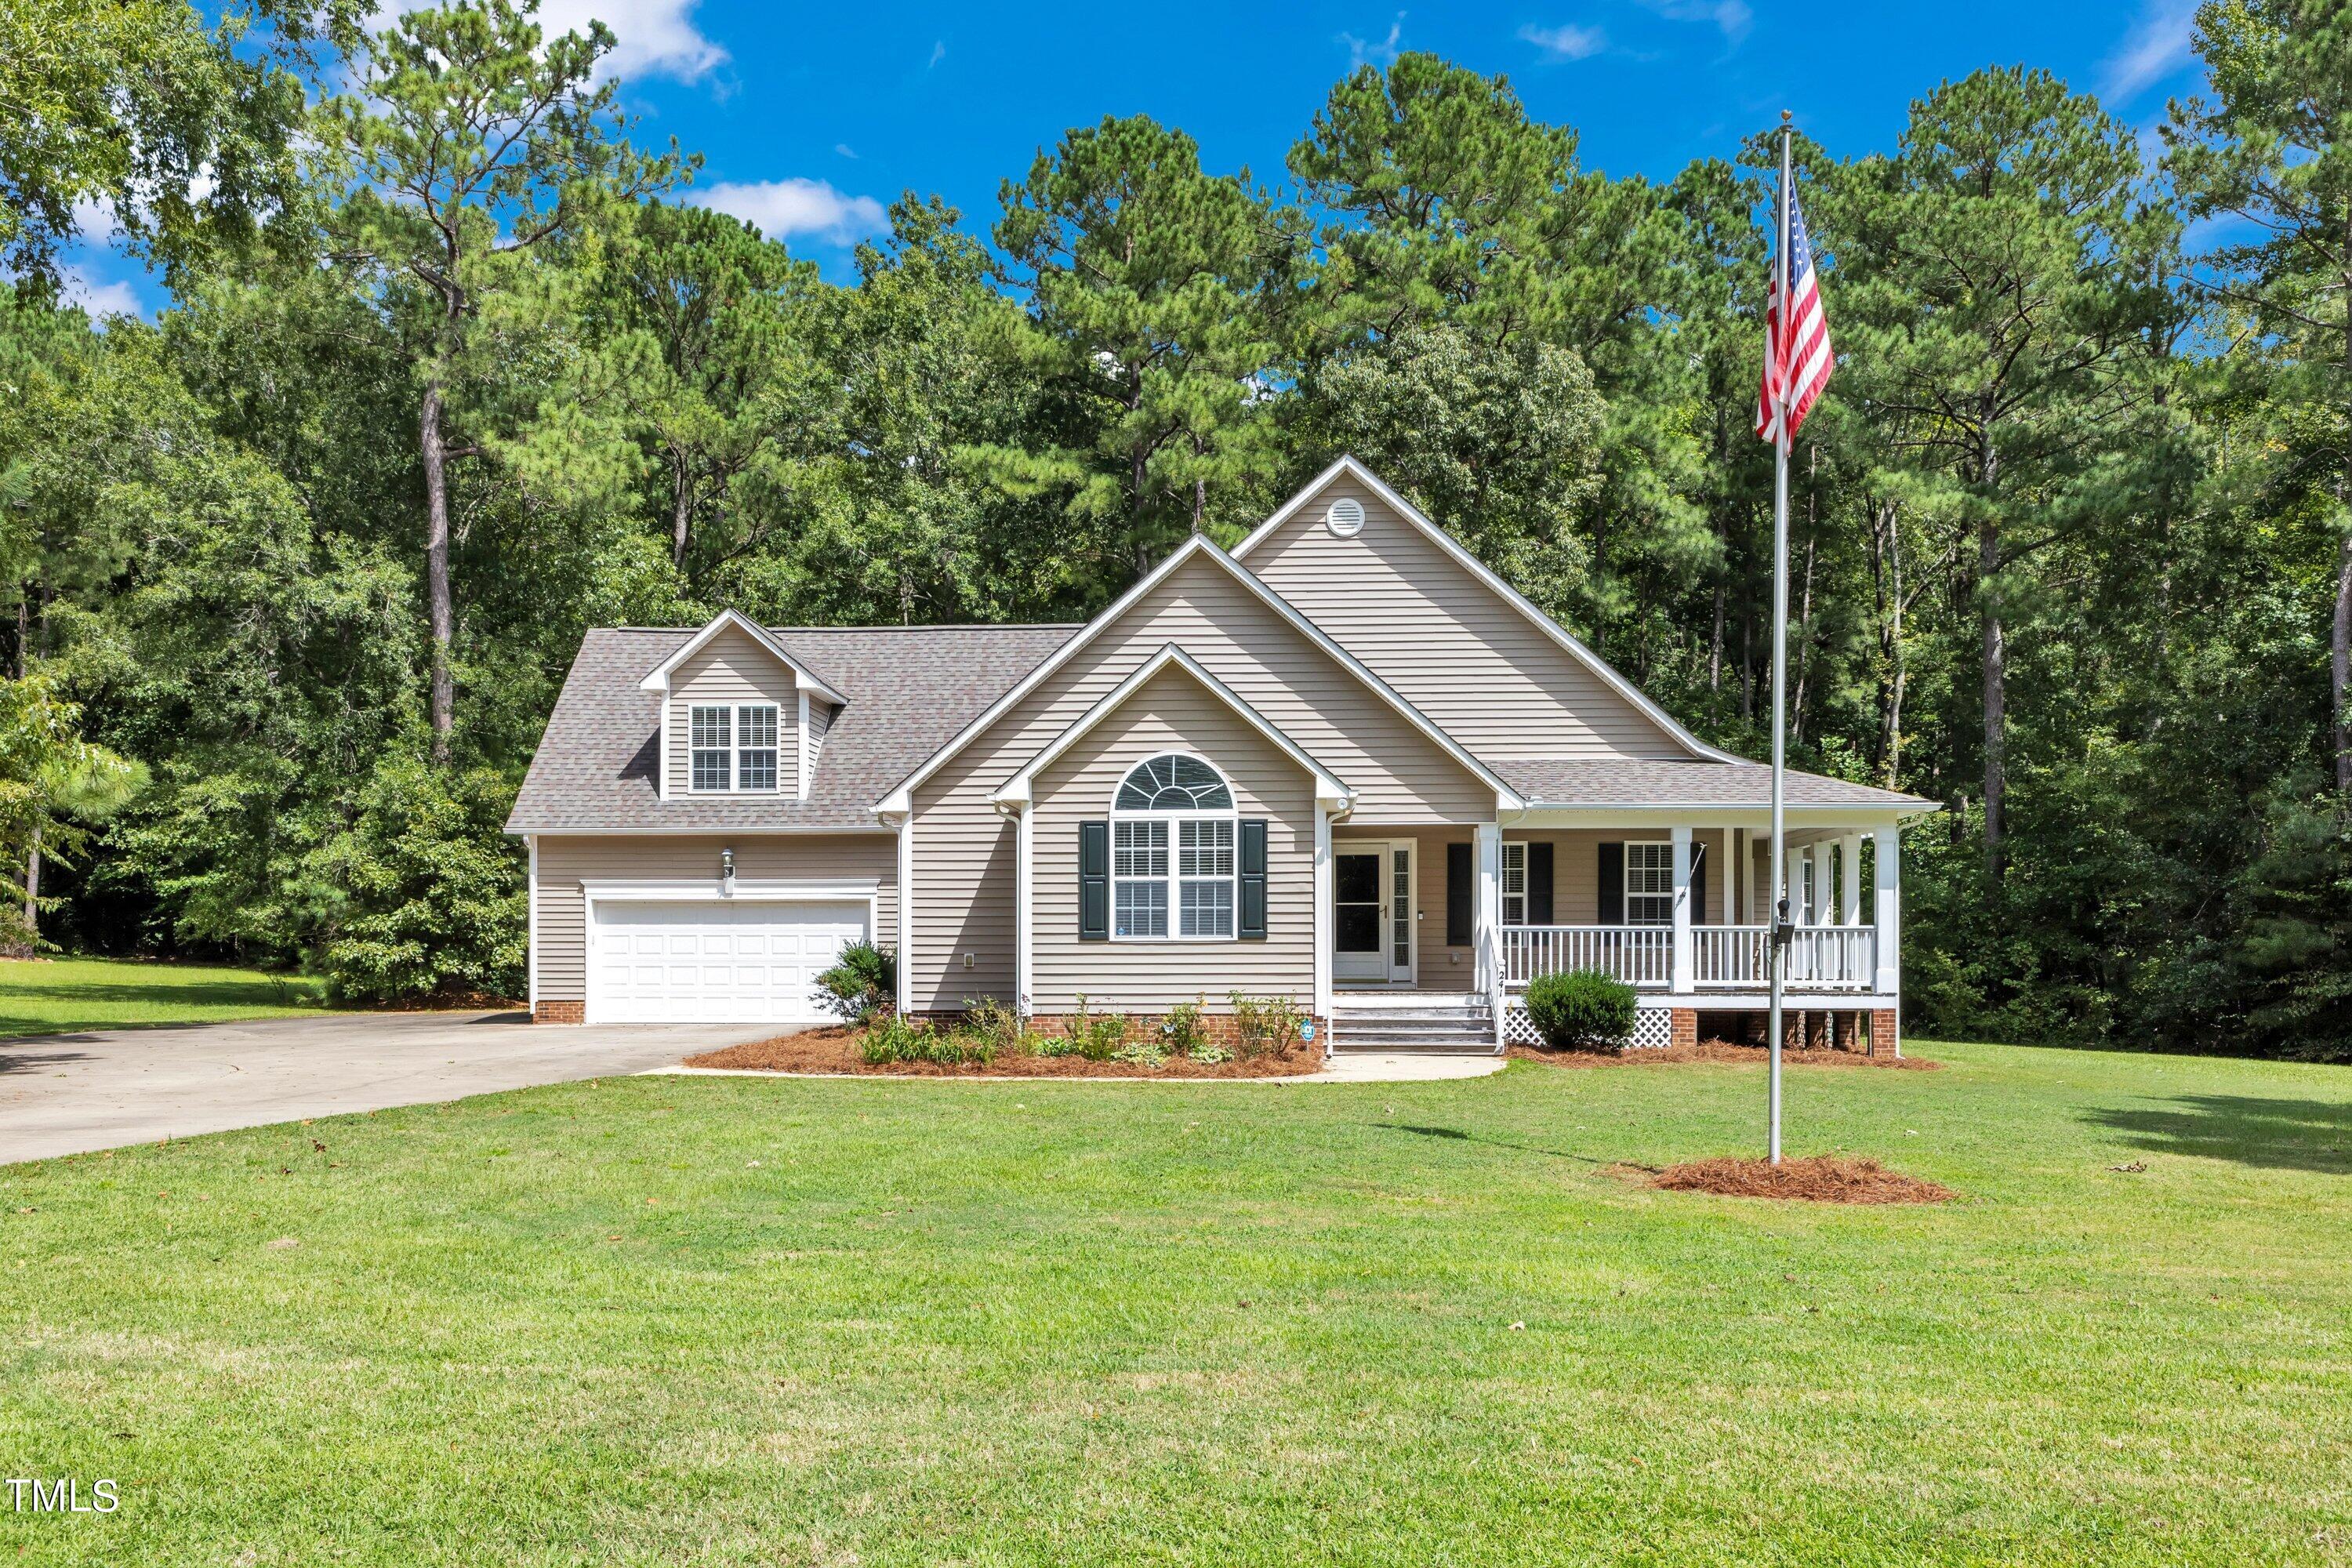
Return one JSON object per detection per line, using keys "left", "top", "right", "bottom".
{"left": 1406, "top": 826, "right": 1478, "bottom": 987}
{"left": 908, "top": 551, "right": 1495, "bottom": 1012}
{"left": 1502, "top": 829, "right": 1730, "bottom": 925}
{"left": 1246, "top": 474, "right": 1695, "bottom": 760}
{"left": 532, "top": 833, "right": 895, "bottom": 1003}
{"left": 1029, "top": 664, "right": 1314, "bottom": 1012}
{"left": 666, "top": 625, "right": 800, "bottom": 797}
{"left": 808, "top": 696, "right": 835, "bottom": 771}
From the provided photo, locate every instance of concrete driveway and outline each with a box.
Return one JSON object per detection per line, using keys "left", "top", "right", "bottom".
{"left": 0, "top": 1011, "right": 777, "bottom": 1164}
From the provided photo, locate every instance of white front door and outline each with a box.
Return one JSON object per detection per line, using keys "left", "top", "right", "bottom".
{"left": 589, "top": 898, "right": 868, "bottom": 1024}
{"left": 1334, "top": 843, "right": 1414, "bottom": 984}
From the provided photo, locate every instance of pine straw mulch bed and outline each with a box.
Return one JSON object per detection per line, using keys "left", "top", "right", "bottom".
{"left": 682, "top": 1026, "right": 1323, "bottom": 1080}
{"left": 1645, "top": 1154, "right": 1957, "bottom": 1205}
{"left": 1509, "top": 1039, "right": 1940, "bottom": 1071}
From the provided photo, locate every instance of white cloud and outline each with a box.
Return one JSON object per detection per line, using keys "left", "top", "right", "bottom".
{"left": 58, "top": 263, "right": 143, "bottom": 321}
{"left": 1636, "top": 0, "right": 1751, "bottom": 45}
{"left": 1519, "top": 21, "right": 1606, "bottom": 60}
{"left": 381, "top": 0, "right": 728, "bottom": 84}
{"left": 2102, "top": 0, "right": 2198, "bottom": 103}
{"left": 834, "top": 143, "right": 858, "bottom": 160}
{"left": 1339, "top": 13, "right": 1405, "bottom": 70}
{"left": 927, "top": 39, "right": 946, "bottom": 68}
{"left": 691, "top": 178, "right": 887, "bottom": 243}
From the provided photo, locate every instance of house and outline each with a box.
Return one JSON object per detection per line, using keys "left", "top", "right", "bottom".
{"left": 506, "top": 457, "right": 1936, "bottom": 1051}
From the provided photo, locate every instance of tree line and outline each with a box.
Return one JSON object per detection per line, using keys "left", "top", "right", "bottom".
{"left": 1, "top": 0, "right": 2346, "bottom": 1058}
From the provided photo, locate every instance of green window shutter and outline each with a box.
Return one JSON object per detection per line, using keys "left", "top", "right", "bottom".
{"left": 1238, "top": 818, "right": 1268, "bottom": 939}
{"left": 1528, "top": 841, "right": 1555, "bottom": 924}
{"left": 1446, "top": 842, "right": 1473, "bottom": 946}
{"left": 1598, "top": 841, "right": 1624, "bottom": 925}
{"left": 1079, "top": 820, "right": 1109, "bottom": 941}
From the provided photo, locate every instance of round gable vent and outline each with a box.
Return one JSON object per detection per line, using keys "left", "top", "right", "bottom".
{"left": 1326, "top": 496, "right": 1367, "bottom": 537}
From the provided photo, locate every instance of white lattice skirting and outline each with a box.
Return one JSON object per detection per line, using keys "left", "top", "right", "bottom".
{"left": 1503, "top": 1002, "right": 1673, "bottom": 1051}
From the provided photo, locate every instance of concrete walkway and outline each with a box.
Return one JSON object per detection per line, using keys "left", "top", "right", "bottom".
{"left": 0, "top": 1011, "right": 774, "bottom": 1164}
{"left": 648, "top": 1051, "right": 1507, "bottom": 1084}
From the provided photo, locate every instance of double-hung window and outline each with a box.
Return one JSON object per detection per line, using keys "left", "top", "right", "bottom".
{"left": 688, "top": 702, "right": 781, "bottom": 792}
{"left": 1625, "top": 841, "right": 1674, "bottom": 925}
{"left": 1109, "top": 753, "right": 1236, "bottom": 939}
{"left": 1501, "top": 842, "right": 1528, "bottom": 927}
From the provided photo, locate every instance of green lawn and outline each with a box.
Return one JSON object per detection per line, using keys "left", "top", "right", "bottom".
{"left": 3, "top": 1041, "right": 2348, "bottom": 1566}
{"left": 0, "top": 956, "right": 329, "bottom": 1036}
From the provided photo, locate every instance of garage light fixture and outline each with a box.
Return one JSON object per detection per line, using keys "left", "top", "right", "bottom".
{"left": 720, "top": 847, "right": 735, "bottom": 894}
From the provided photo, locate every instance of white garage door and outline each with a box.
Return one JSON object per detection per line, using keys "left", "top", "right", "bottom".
{"left": 588, "top": 899, "right": 868, "bottom": 1024}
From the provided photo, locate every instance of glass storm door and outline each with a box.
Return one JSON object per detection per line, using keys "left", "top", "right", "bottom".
{"left": 1334, "top": 851, "right": 1386, "bottom": 981}
{"left": 1334, "top": 844, "right": 1413, "bottom": 983}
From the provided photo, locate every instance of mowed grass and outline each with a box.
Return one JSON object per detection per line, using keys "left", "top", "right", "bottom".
{"left": 3, "top": 1042, "right": 2348, "bottom": 1566}
{"left": 0, "top": 956, "right": 330, "bottom": 1037}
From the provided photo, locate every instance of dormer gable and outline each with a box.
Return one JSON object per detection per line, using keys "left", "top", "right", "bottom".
{"left": 642, "top": 610, "right": 845, "bottom": 802}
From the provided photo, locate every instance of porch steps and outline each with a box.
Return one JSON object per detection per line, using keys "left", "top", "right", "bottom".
{"left": 1327, "top": 1000, "right": 1498, "bottom": 1055}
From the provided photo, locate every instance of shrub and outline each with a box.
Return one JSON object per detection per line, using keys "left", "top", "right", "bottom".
{"left": 1066, "top": 995, "right": 1130, "bottom": 1061}
{"left": 1187, "top": 1041, "right": 1232, "bottom": 1065}
{"left": 860, "top": 1012, "right": 929, "bottom": 1065}
{"left": 815, "top": 941, "right": 896, "bottom": 1023}
{"left": 1160, "top": 997, "right": 1208, "bottom": 1056}
{"left": 1230, "top": 992, "right": 1306, "bottom": 1058}
{"left": 861, "top": 1013, "right": 995, "bottom": 1067}
{"left": 1523, "top": 967, "right": 1638, "bottom": 1052}
{"left": 962, "top": 995, "right": 1022, "bottom": 1051}
{"left": 1111, "top": 1039, "right": 1167, "bottom": 1068}
{"left": 316, "top": 756, "right": 524, "bottom": 1003}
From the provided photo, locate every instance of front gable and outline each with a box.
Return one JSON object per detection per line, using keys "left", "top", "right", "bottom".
{"left": 895, "top": 544, "right": 1507, "bottom": 1011}
{"left": 1233, "top": 458, "right": 1728, "bottom": 764}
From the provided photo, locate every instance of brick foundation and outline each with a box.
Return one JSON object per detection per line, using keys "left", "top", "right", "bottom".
{"left": 533, "top": 1000, "right": 585, "bottom": 1025}
{"left": 1868, "top": 1007, "right": 1900, "bottom": 1057}
{"left": 1668, "top": 1007, "right": 1697, "bottom": 1050}
{"left": 913, "top": 1009, "right": 1329, "bottom": 1050}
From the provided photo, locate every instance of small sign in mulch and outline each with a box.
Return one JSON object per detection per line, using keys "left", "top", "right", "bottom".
{"left": 682, "top": 1027, "right": 1320, "bottom": 1080}
{"left": 1649, "top": 1154, "right": 1956, "bottom": 1204}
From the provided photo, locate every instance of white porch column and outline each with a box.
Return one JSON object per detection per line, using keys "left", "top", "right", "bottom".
{"left": 1670, "top": 825, "right": 1694, "bottom": 990}
{"left": 1873, "top": 826, "right": 1900, "bottom": 995}
{"left": 1841, "top": 833, "right": 1864, "bottom": 926}
{"left": 1474, "top": 823, "right": 1502, "bottom": 996}
{"left": 1313, "top": 807, "right": 1334, "bottom": 1021}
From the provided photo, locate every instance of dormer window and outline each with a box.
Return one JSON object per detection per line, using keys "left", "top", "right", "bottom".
{"left": 690, "top": 703, "right": 780, "bottom": 793}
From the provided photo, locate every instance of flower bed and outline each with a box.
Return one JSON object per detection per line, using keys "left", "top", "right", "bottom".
{"left": 683, "top": 1025, "right": 1321, "bottom": 1079}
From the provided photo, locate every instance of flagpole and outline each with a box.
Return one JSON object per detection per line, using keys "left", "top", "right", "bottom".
{"left": 1766, "top": 111, "right": 1792, "bottom": 1167}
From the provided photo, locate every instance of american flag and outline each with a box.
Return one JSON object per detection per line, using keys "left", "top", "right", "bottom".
{"left": 1755, "top": 187, "right": 1832, "bottom": 444}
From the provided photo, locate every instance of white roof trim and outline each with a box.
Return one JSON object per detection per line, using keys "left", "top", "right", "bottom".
{"left": 876, "top": 533, "right": 1523, "bottom": 815}
{"left": 636, "top": 608, "right": 849, "bottom": 705}
{"left": 990, "top": 644, "right": 1353, "bottom": 812}
{"left": 1232, "top": 456, "right": 1740, "bottom": 764}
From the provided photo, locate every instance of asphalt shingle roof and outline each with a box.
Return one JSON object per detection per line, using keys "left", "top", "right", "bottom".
{"left": 1498, "top": 756, "right": 1933, "bottom": 809}
{"left": 504, "top": 623, "right": 1080, "bottom": 833}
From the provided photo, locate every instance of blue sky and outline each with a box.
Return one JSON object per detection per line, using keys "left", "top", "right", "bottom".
{"left": 63, "top": 0, "right": 2211, "bottom": 311}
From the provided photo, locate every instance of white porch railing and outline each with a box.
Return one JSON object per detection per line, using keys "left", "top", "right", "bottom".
{"left": 1504, "top": 924, "right": 1878, "bottom": 993}
{"left": 1501, "top": 926, "right": 1673, "bottom": 988}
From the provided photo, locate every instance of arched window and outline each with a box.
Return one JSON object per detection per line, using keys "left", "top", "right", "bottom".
{"left": 1109, "top": 753, "right": 1237, "bottom": 938}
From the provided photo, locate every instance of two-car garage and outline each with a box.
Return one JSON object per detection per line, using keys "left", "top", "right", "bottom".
{"left": 586, "top": 897, "right": 871, "bottom": 1025}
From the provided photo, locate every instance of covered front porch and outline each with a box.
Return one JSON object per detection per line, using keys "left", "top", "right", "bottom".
{"left": 1323, "top": 809, "right": 1915, "bottom": 1050}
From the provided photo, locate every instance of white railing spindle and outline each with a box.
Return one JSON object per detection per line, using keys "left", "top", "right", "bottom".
{"left": 1503, "top": 924, "right": 1877, "bottom": 993}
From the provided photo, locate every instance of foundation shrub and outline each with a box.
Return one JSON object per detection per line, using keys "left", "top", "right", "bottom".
{"left": 1230, "top": 992, "right": 1306, "bottom": 1058}
{"left": 815, "top": 941, "right": 895, "bottom": 1024}
{"left": 1524, "top": 967, "right": 1638, "bottom": 1052}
